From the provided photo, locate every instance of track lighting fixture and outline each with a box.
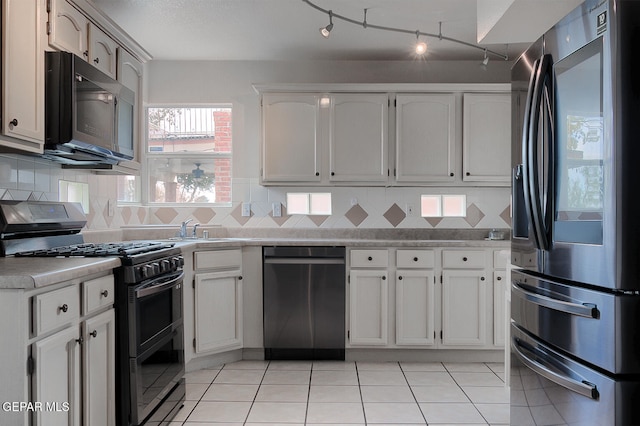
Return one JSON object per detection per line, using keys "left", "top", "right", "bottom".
{"left": 303, "top": 0, "right": 508, "bottom": 61}
{"left": 415, "top": 31, "right": 427, "bottom": 55}
{"left": 320, "top": 10, "right": 333, "bottom": 38}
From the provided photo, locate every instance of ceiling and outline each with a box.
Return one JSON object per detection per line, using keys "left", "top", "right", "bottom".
{"left": 90, "top": 0, "right": 533, "bottom": 62}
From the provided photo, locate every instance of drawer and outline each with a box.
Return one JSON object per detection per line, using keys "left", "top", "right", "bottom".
{"left": 396, "top": 250, "right": 435, "bottom": 269}
{"left": 195, "top": 249, "right": 242, "bottom": 271}
{"left": 350, "top": 249, "right": 388, "bottom": 268}
{"left": 83, "top": 275, "right": 114, "bottom": 315}
{"left": 442, "top": 250, "right": 486, "bottom": 269}
{"left": 33, "top": 285, "right": 79, "bottom": 336}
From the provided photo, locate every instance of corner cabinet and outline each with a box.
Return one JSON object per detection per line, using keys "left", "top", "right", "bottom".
{"left": 1, "top": 0, "right": 45, "bottom": 152}
{"left": 395, "top": 94, "right": 456, "bottom": 183}
{"left": 193, "top": 249, "right": 243, "bottom": 354}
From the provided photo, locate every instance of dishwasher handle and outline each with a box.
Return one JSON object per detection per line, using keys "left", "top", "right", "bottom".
{"left": 263, "top": 257, "right": 345, "bottom": 265}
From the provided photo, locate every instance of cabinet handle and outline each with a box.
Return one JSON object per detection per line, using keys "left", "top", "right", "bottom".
{"left": 238, "top": 276, "right": 243, "bottom": 280}
{"left": 481, "top": 277, "right": 485, "bottom": 281}
{"left": 9, "top": 119, "right": 18, "bottom": 127}
{"left": 382, "top": 276, "right": 386, "bottom": 280}
{"left": 398, "top": 276, "right": 403, "bottom": 280}
{"left": 413, "top": 257, "right": 419, "bottom": 262}
{"left": 462, "top": 257, "right": 468, "bottom": 262}
{"left": 83, "top": 50, "right": 89, "bottom": 57}
{"left": 450, "top": 172, "right": 454, "bottom": 177}
{"left": 466, "top": 172, "right": 471, "bottom": 176}
{"left": 93, "top": 57, "right": 100, "bottom": 64}
{"left": 368, "top": 256, "right": 373, "bottom": 261}
{"left": 75, "top": 336, "right": 84, "bottom": 344}
{"left": 89, "top": 330, "right": 97, "bottom": 338}
{"left": 497, "top": 276, "right": 502, "bottom": 281}
{"left": 59, "top": 304, "right": 69, "bottom": 313}
{"left": 331, "top": 172, "right": 335, "bottom": 176}
{"left": 315, "top": 172, "right": 320, "bottom": 176}
{"left": 101, "top": 290, "right": 109, "bottom": 298}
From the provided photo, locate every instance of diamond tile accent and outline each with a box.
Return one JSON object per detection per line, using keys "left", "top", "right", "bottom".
{"left": 137, "top": 207, "right": 147, "bottom": 224}
{"left": 155, "top": 207, "right": 179, "bottom": 224}
{"left": 345, "top": 204, "right": 368, "bottom": 227}
{"left": 194, "top": 207, "right": 216, "bottom": 224}
{"left": 269, "top": 204, "right": 290, "bottom": 227}
{"left": 464, "top": 203, "right": 485, "bottom": 227}
{"left": 425, "top": 216, "right": 444, "bottom": 227}
{"left": 309, "top": 215, "right": 329, "bottom": 227}
{"left": 230, "top": 203, "right": 251, "bottom": 226}
{"left": 121, "top": 207, "right": 132, "bottom": 224}
{"left": 383, "top": 203, "right": 406, "bottom": 228}
{"left": 500, "top": 205, "right": 511, "bottom": 226}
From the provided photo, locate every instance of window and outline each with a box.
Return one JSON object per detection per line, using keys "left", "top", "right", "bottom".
{"left": 286, "top": 193, "right": 332, "bottom": 215}
{"left": 421, "top": 194, "right": 466, "bottom": 217}
{"left": 118, "top": 106, "right": 233, "bottom": 205}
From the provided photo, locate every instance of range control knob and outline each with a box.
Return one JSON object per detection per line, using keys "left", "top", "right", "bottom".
{"left": 161, "top": 259, "right": 171, "bottom": 272}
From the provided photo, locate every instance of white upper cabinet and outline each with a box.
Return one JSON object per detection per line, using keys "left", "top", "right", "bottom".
{"left": 462, "top": 93, "right": 511, "bottom": 183}
{"left": 329, "top": 94, "right": 389, "bottom": 183}
{"left": 1, "top": 0, "right": 45, "bottom": 150}
{"left": 48, "top": 0, "right": 89, "bottom": 58}
{"left": 87, "top": 23, "right": 118, "bottom": 78}
{"left": 261, "top": 93, "right": 322, "bottom": 183}
{"left": 395, "top": 94, "right": 456, "bottom": 183}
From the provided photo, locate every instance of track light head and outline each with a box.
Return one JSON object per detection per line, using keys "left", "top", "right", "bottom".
{"left": 320, "top": 11, "right": 334, "bottom": 38}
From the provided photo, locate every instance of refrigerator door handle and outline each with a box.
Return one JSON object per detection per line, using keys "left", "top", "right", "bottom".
{"left": 527, "top": 53, "right": 553, "bottom": 250}
{"left": 512, "top": 281, "right": 599, "bottom": 318}
{"left": 512, "top": 336, "right": 599, "bottom": 400}
{"left": 521, "top": 57, "right": 543, "bottom": 249}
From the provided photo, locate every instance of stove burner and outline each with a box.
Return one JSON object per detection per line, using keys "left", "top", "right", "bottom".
{"left": 14, "top": 241, "right": 175, "bottom": 258}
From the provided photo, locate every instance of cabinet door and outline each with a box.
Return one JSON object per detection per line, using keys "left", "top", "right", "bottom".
{"left": 2, "top": 0, "right": 45, "bottom": 148}
{"left": 462, "top": 93, "right": 511, "bottom": 182}
{"left": 493, "top": 270, "right": 506, "bottom": 347}
{"left": 261, "top": 94, "right": 321, "bottom": 183}
{"left": 48, "top": 0, "right": 88, "bottom": 58}
{"left": 396, "top": 270, "right": 435, "bottom": 346}
{"left": 195, "top": 272, "right": 243, "bottom": 353}
{"left": 330, "top": 94, "right": 388, "bottom": 183}
{"left": 117, "top": 49, "right": 143, "bottom": 162}
{"left": 83, "top": 309, "right": 116, "bottom": 426}
{"left": 441, "top": 270, "right": 489, "bottom": 346}
{"left": 32, "top": 327, "right": 81, "bottom": 426}
{"left": 349, "top": 270, "right": 388, "bottom": 345}
{"left": 88, "top": 23, "right": 118, "bottom": 79}
{"left": 395, "top": 94, "right": 456, "bottom": 182}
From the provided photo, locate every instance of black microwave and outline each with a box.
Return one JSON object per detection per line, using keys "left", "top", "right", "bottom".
{"left": 44, "top": 51, "right": 135, "bottom": 166}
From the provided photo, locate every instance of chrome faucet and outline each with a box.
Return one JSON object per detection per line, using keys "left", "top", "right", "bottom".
{"left": 192, "top": 223, "right": 200, "bottom": 238}
{"left": 179, "top": 219, "right": 192, "bottom": 239}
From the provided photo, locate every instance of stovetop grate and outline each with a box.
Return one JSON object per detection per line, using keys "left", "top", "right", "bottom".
{"left": 14, "top": 241, "right": 175, "bottom": 258}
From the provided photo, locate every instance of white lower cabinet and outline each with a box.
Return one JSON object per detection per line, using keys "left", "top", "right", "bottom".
{"left": 349, "top": 270, "right": 388, "bottom": 345}
{"left": 396, "top": 270, "right": 436, "bottom": 346}
{"left": 193, "top": 249, "right": 243, "bottom": 354}
{"left": 441, "top": 269, "right": 490, "bottom": 347}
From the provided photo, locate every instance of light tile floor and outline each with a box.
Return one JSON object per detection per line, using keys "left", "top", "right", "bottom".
{"left": 168, "top": 360, "right": 509, "bottom": 425}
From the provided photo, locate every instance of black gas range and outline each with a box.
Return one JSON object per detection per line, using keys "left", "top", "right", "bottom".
{"left": 0, "top": 200, "right": 186, "bottom": 426}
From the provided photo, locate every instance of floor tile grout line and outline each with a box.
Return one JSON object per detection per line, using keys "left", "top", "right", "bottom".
{"left": 240, "top": 360, "right": 270, "bottom": 425}
{"left": 354, "top": 361, "right": 369, "bottom": 426}
{"left": 180, "top": 366, "right": 222, "bottom": 423}
{"left": 399, "top": 360, "right": 431, "bottom": 425}
{"left": 442, "top": 362, "right": 491, "bottom": 425}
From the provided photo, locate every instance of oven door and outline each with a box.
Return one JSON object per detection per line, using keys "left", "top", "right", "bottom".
{"left": 128, "top": 270, "right": 184, "bottom": 356}
{"left": 129, "top": 325, "right": 184, "bottom": 425}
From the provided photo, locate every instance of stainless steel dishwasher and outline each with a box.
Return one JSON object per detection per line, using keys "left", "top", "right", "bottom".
{"left": 263, "top": 246, "right": 346, "bottom": 360}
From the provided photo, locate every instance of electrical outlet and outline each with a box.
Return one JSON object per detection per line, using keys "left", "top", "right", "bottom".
{"left": 241, "top": 202, "right": 251, "bottom": 217}
{"left": 272, "top": 202, "right": 282, "bottom": 217}
{"left": 406, "top": 204, "right": 415, "bottom": 217}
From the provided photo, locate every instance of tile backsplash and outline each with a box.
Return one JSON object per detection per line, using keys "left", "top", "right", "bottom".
{"left": 1, "top": 153, "right": 511, "bottom": 233}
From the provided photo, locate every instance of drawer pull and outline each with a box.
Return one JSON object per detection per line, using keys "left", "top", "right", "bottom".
{"left": 462, "top": 257, "right": 468, "bottom": 261}
{"left": 398, "top": 276, "right": 403, "bottom": 280}
{"left": 238, "top": 276, "right": 243, "bottom": 280}
{"left": 481, "top": 277, "right": 485, "bottom": 281}
{"left": 413, "top": 257, "right": 419, "bottom": 262}
{"left": 101, "top": 290, "right": 109, "bottom": 298}
{"left": 10, "top": 118, "right": 18, "bottom": 127}
{"left": 59, "top": 304, "right": 69, "bottom": 313}
{"left": 382, "top": 276, "right": 386, "bottom": 280}
{"left": 89, "top": 330, "right": 97, "bottom": 338}
{"left": 368, "top": 256, "right": 373, "bottom": 261}
{"left": 497, "top": 276, "right": 502, "bottom": 281}
{"left": 75, "top": 336, "right": 84, "bottom": 344}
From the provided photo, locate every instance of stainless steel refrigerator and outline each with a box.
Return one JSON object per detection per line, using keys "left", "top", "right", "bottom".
{"left": 510, "top": 0, "right": 640, "bottom": 424}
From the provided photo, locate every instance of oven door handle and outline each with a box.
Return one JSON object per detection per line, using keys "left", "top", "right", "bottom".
{"left": 512, "top": 281, "right": 599, "bottom": 319}
{"left": 135, "top": 271, "right": 184, "bottom": 298}
{"left": 512, "top": 335, "right": 599, "bottom": 400}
